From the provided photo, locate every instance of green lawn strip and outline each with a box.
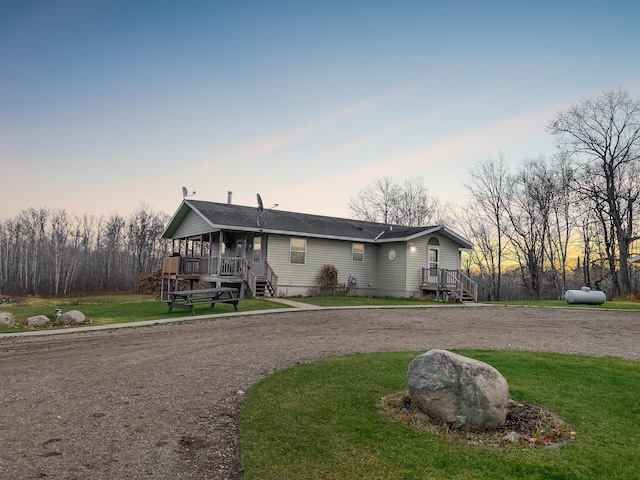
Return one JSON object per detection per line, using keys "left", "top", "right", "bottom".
{"left": 239, "top": 351, "right": 640, "bottom": 480}
{"left": 488, "top": 299, "right": 640, "bottom": 310}
{"left": 290, "top": 297, "right": 640, "bottom": 309}
{"left": 0, "top": 294, "right": 287, "bottom": 332}
{"left": 285, "top": 296, "right": 448, "bottom": 307}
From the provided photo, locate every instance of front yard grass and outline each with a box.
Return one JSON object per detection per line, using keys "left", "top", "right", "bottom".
{"left": 489, "top": 299, "right": 640, "bottom": 310}
{"left": 239, "top": 350, "right": 640, "bottom": 480}
{"left": 0, "top": 294, "right": 287, "bottom": 333}
{"left": 2, "top": 295, "right": 639, "bottom": 334}
{"left": 285, "top": 296, "right": 447, "bottom": 307}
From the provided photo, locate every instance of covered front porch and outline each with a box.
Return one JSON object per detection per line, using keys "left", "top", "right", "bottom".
{"left": 160, "top": 230, "right": 278, "bottom": 300}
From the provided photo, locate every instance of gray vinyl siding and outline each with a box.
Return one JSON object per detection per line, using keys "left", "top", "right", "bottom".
{"left": 376, "top": 243, "right": 407, "bottom": 296}
{"left": 406, "top": 236, "right": 427, "bottom": 295}
{"left": 173, "top": 210, "right": 212, "bottom": 238}
{"left": 437, "top": 235, "right": 462, "bottom": 269}
{"left": 266, "top": 234, "right": 378, "bottom": 295}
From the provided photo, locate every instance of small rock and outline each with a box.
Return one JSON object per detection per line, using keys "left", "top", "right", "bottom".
{"left": 0, "top": 311, "right": 16, "bottom": 328}
{"left": 503, "top": 431, "right": 521, "bottom": 443}
{"left": 27, "top": 315, "right": 50, "bottom": 327}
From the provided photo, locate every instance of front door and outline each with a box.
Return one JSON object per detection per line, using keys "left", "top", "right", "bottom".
{"left": 250, "top": 235, "right": 265, "bottom": 275}
{"left": 427, "top": 246, "right": 440, "bottom": 283}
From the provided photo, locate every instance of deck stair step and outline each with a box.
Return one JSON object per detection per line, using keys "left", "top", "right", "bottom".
{"left": 444, "top": 289, "right": 475, "bottom": 303}
{"left": 254, "top": 277, "right": 276, "bottom": 298}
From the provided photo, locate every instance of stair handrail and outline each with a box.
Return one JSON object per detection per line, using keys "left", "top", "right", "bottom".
{"left": 265, "top": 261, "right": 278, "bottom": 296}
{"left": 458, "top": 270, "right": 477, "bottom": 301}
{"left": 442, "top": 269, "right": 463, "bottom": 300}
{"left": 246, "top": 268, "right": 257, "bottom": 297}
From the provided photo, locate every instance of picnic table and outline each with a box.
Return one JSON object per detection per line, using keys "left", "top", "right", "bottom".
{"left": 165, "top": 287, "right": 240, "bottom": 316}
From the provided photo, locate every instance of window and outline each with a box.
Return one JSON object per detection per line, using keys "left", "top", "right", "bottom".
{"left": 290, "top": 238, "right": 306, "bottom": 264}
{"left": 253, "top": 236, "right": 262, "bottom": 262}
{"left": 352, "top": 243, "right": 364, "bottom": 262}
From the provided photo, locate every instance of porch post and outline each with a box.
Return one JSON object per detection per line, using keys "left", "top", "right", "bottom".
{"left": 209, "top": 234, "right": 213, "bottom": 275}
{"left": 218, "top": 231, "right": 224, "bottom": 276}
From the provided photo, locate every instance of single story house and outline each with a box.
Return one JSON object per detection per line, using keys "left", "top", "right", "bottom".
{"left": 160, "top": 198, "right": 477, "bottom": 301}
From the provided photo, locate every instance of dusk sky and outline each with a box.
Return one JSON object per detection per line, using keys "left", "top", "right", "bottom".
{"left": 3, "top": 1, "right": 640, "bottom": 222}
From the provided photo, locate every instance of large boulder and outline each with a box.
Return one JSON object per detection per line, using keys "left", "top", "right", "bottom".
{"left": 27, "top": 315, "right": 49, "bottom": 327}
{"left": 407, "top": 349, "right": 509, "bottom": 430}
{"left": 59, "top": 310, "right": 87, "bottom": 325}
{"left": 0, "top": 311, "right": 16, "bottom": 328}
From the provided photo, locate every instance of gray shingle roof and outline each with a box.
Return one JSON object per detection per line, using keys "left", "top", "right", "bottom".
{"left": 163, "top": 199, "right": 472, "bottom": 248}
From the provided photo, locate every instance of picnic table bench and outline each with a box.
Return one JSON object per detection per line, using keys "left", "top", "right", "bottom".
{"left": 165, "top": 287, "right": 240, "bottom": 316}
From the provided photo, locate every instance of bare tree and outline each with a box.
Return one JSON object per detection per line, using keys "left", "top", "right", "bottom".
{"left": 0, "top": 220, "right": 10, "bottom": 294}
{"left": 544, "top": 154, "right": 577, "bottom": 298}
{"left": 102, "top": 213, "right": 126, "bottom": 290}
{"left": 15, "top": 208, "right": 49, "bottom": 295}
{"left": 504, "top": 158, "right": 554, "bottom": 299}
{"left": 458, "top": 207, "right": 505, "bottom": 301}
{"left": 348, "top": 177, "right": 400, "bottom": 224}
{"left": 126, "top": 204, "right": 169, "bottom": 283}
{"left": 49, "top": 209, "right": 70, "bottom": 296}
{"left": 463, "top": 154, "right": 510, "bottom": 300}
{"left": 548, "top": 88, "right": 640, "bottom": 297}
{"left": 348, "top": 176, "right": 442, "bottom": 226}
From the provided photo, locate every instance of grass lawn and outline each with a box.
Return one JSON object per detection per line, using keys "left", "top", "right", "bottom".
{"left": 285, "top": 296, "right": 452, "bottom": 307}
{"left": 2, "top": 295, "right": 639, "bottom": 334}
{"left": 239, "top": 350, "right": 640, "bottom": 480}
{"left": 292, "top": 296, "right": 640, "bottom": 310}
{"left": 0, "top": 294, "right": 287, "bottom": 333}
{"left": 488, "top": 299, "right": 640, "bottom": 310}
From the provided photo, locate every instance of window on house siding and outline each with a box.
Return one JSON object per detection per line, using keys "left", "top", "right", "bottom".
{"left": 253, "top": 236, "right": 262, "bottom": 262}
{"left": 352, "top": 243, "right": 364, "bottom": 262}
{"left": 290, "top": 238, "right": 306, "bottom": 264}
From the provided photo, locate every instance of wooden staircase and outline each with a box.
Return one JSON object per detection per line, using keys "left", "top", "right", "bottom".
{"left": 443, "top": 288, "right": 475, "bottom": 303}
{"left": 421, "top": 268, "right": 478, "bottom": 303}
{"left": 253, "top": 277, "right": 277, "bottom": 297}
{"left": 245, "top": 261, "right": 278, "bottom": 298}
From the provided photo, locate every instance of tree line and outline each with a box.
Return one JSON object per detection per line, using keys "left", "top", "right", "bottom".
{"left": 350, "top": 88, "right": 640, "bottom": 301}
{"left": 0, "top": 205, "right": 168, "bottom": 297}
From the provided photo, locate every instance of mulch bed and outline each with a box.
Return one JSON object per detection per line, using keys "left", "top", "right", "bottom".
{"left": 378, "top": 391, "right": 576, "bottom": 448}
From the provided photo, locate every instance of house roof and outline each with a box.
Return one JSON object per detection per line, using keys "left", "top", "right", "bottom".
{"left": 162, "top": 199, "right": 473, "bottom": 248}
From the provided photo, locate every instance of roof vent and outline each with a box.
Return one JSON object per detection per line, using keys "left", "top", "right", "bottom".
{"left": 227, "top": 191, "right": 233, "bottom": 204}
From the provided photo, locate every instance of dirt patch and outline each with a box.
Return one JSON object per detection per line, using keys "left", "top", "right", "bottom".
{"left": 1, "top": 305, "right": 639, "bottom": 479}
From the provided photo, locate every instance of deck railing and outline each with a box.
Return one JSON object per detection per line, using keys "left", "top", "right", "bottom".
{"left": 265, "top": 261, "right": 278, "bottom": 294}
{"left": 458, "top": 270, "right": 478, "bottom": 302}
{"left": 164, "top": 256, "right": 246, "bottom": 277}
{"left": 162, "top": 255, "right": 276, "bottom": 298}
{"left": 182, "top": 257, "right": 203, "bottom": 275}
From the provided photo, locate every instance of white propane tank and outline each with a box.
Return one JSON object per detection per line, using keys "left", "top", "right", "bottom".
{"left": 564, "top": 286, "right": 606, "bottom": 305}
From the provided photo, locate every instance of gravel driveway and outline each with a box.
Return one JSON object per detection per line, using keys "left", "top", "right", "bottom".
{"left": 1, "top": 305, "right": 639, "bottom": 479}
